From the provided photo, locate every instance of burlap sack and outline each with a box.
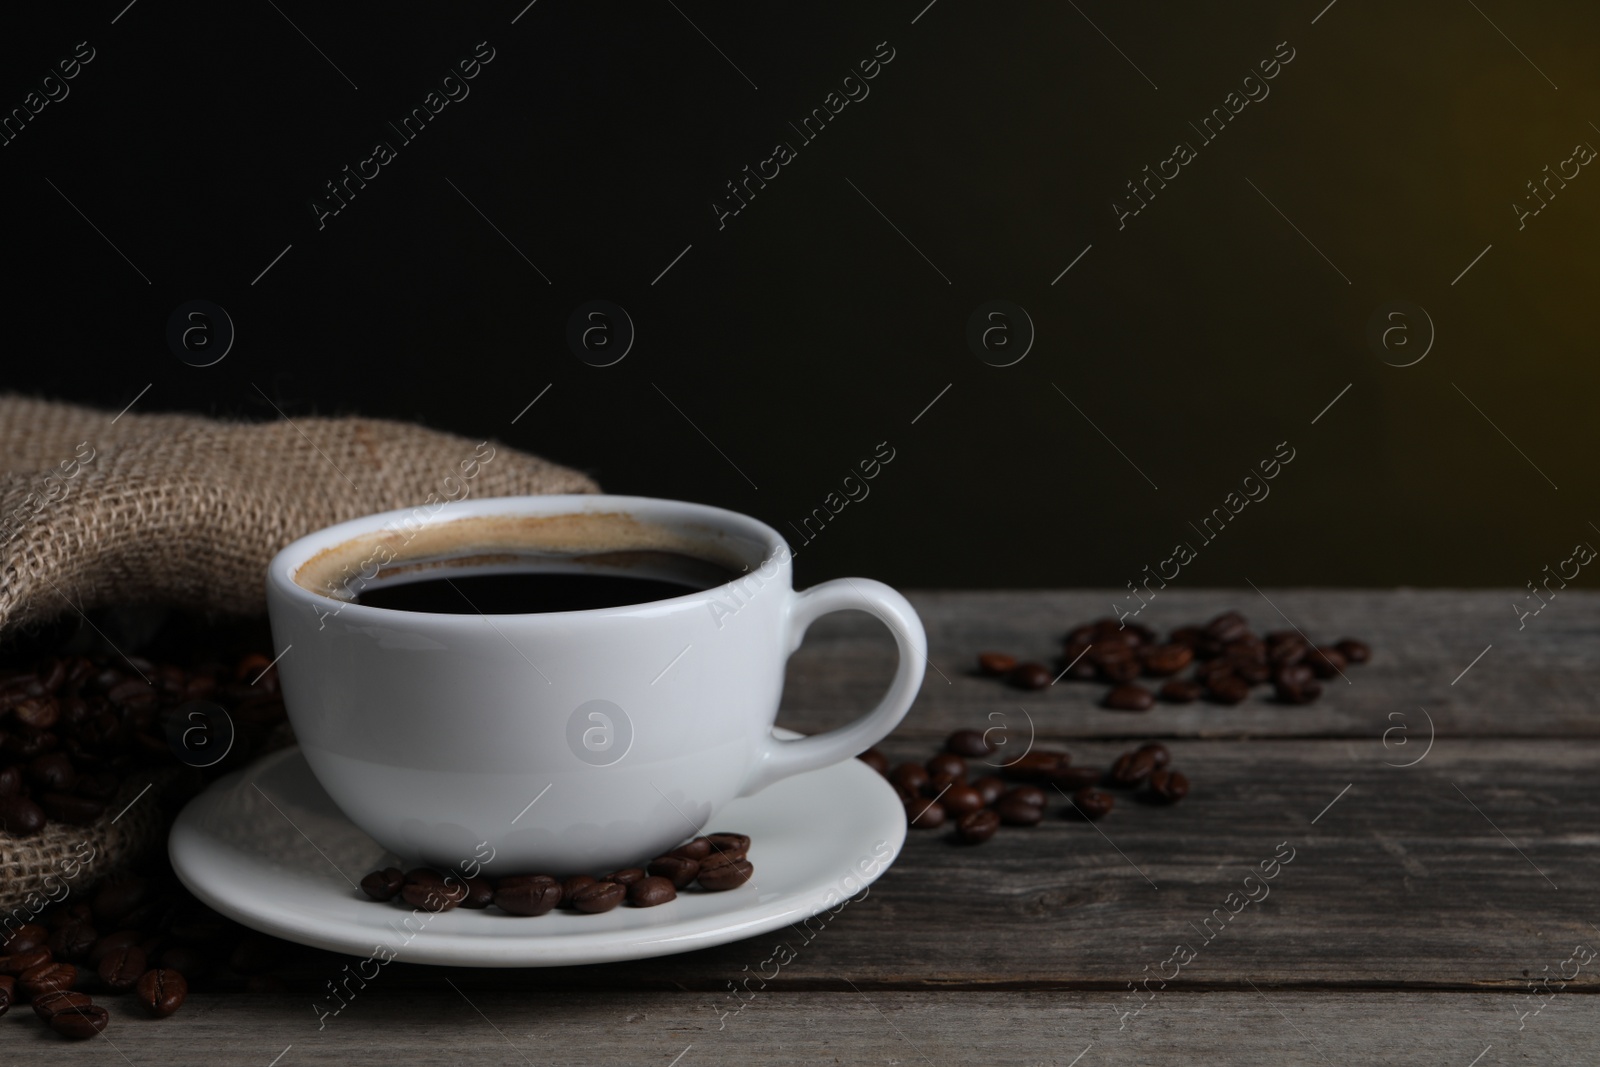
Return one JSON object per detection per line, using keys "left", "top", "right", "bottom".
{"left": 0, "top": 394, "right": 599, "bottom": 916}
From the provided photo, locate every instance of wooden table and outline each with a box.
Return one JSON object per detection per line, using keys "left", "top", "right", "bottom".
{"left": 19, "top": 591, "right": 1599, "bottom": 1064}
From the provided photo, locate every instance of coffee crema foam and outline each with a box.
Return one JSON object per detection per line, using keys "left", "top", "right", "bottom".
{"left": 294, "top": 511, "right": 752, "bottom": 601}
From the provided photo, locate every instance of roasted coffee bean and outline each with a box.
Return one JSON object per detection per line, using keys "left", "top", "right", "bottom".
{"left": 89, "top": 930, "right": 143, "bottom": 968}
{"left": 20, "top": 960, "right": 76, "bottom": 997}
{"left": 628, "top": 876, "right": 677, "bottom": 907}
{"left": 49, "top": 1003, "right": 110, "bottom": 1039}
{"left": 494, "top": 877, "right": 562, "bottom": 916}
{"left": 49, "top": 903, "right": 94, "bottom": 931}
{"left": 945, "top": 728, "right": 994, "bottom": 758}
{"left": 941, "top": 784, "right": 985, "bottom": 817}
{"left": 403, "top": 867, "right": 449, "bottom": 887}
{"left": 401, "top": 882, "right": 463, "bottom": 912}
{"left": 75, "top": 771, "right": 119, "bottom": 801}
{"left": 926, "top": 770, "right": 962, "bottom": 795}
{"left": 0, "top": 795, "right": 46, "bottom": 836}
{"left": 1274, "top": 663, "right": 1314, "bottom": 689}
{"left": 2, "top": 728, "right": 59, "bottom": 758}
{"left": 972, "top": 775, "right": 1006, "bottom": 805}
{"left": 707, "top": 832, "right": 751, "bottom": 856}
{"left": 1051, "top": 766, "right": 1102, "bottom": 790}
{"left": 1007, "top": 661, "right": 1053, "bottom": 690}
{"left": 904, "top": 795, "right": 946, "bottom": 828}
{"left": 1336, "top": 638, "right": 1370, "bottom": 664}
{"left": 977, "top": 651, "right": 1017, "bottom": 676}
{"left": 97, "top": 945, "right": 146, "bottom": 991}
{"left": 1146, "top": 769, "right": 1190, "bottom": 805}
{"left": 30, "top": 752, "right": 77, "bottom": 791}
{"left": 13, "top": 695, "right": 61, "bottom": 731}
{"left": 1071, "top": 788, "right": 1115, "bottom": 819}
{"left": 107, "top": 680, "right": 157, "bottom": 711}
{"left": 1269, "top": 634, "right": 1309, "bottom": 665}
{"left": 1309, "top": 647, "right": 1347, "bottom": 679}
{"left": 996, "top": 796, "right": 1043, "bottom": 826}
{"left": 1205, "top": 611, "right": 1250, "bottom": 643}
{"left": 47, "top": 922, "right": 96, "bottom": 964}
{"left": 1096, "top": 655, "right": 1141, "bottom": 684}
{"left": 604, "top": 867, "right": 647, "bottom": 887}
{"left": 135, "top": 968, "right": 186, "bottom": 1018}
{"left": 1108, "top": 749, "right": 1157, "bottom": 788}
{"left": 0, "top": 974, "right": 11, "bottom": 1017}
{"left": 360, "top": 867, "right": 405, "bottom": 902}
{"left": 647, "top": 855, "right": 701, "bottom": 889}
{"left": 857, "top": 748, "right": 889, "bottom": 775}
{"left": 697, "top": 859, "right": 754, "bottom": 892}
{"left": 1137, "top": 742, "right": 1171, "bottom": 769}
{"left": 889, "top": 763, "right": 930, "bottom": 796}
{"left": 32, "top": 989, "right": 92, "bottom": 1020}
{"left": 955, "top": 808, "right": 1000, "bottom": 844}
{"left": 1204, "top": 675, "right": 1251, "bottom": 705}
{"left": 1231, "top": 658, "right": 1272, "bottom": 685}
{"left": 1159, "top": 679, "right": 1201, "bottom": 704}
{"left": 926, "top": 752, "right": 967, "bottom": 780}
{"left": 1103, "top": 684, "right": 1155, "bottom": 712}
{"left": 1140, "top": 644, "right": 1194, "bottom": 677}
{"left": 457, "top": 877, "right": 495, "bottom": 909}
{"left": 1001, "top": 785, "right": 1046, "bottom": 808}
{"left": 0, "top": 947, "right": 52, "bottom": 975}
{"left": 1274, "top": 678, "right": 1322, "bottom": 705}
{"left": 40, "top": 792, "right": 104, "bottom": 826}
{"left": 2, "top": 923, "right": 47, "bottom": 952}
{"left": 560, "top": 875, "right": 598, "bottom": 906}
{"left": 1057, "top": 643, "right": 1098, "bottom": 681}
{"left": 670, "top": 837, "right": 713, "bottom": 860}
{"left": 0, "top": 765, "right": 20, "bottom": 796}
{"left": 571, "top": 881, "right": 627, "bottom": 913}
{"left": 1002, "top": 750, "right": 1066, "bottom": 781}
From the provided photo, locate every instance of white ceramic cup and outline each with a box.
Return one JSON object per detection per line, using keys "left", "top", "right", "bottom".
{"left": 264, "top": 494, "right": 926, "bottom": 875}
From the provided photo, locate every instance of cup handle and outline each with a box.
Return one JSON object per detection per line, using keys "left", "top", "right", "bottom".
{"left": 737, "top": 578, "right": 927, "bottom": 797}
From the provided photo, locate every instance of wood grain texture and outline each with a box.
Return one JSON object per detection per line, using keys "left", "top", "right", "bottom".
{"left": 10, "top": 991, "right": 1592, "bottom": 1066}
{"left": 775, "top": 590, "right": 1600, "bottom": 739}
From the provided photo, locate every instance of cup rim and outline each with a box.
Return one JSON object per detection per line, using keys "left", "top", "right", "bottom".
{"left": 265, "top": 493, "right": 792, "bottom": 624}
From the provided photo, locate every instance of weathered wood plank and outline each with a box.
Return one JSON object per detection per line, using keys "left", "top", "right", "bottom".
{"left": 12, "top": 991, "right": 1591, "bottom": 1066}
{"left": 776, "top": 590, "right": 1600, "bottom": 739}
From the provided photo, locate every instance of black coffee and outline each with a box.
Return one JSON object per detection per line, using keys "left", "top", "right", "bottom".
{"left": 356, "top": 567, "right": 738, "bottom": 615}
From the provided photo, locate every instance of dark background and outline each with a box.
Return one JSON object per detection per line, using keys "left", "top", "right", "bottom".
{"left": 3, "top": 0, "right": 1596, "bottom": 593}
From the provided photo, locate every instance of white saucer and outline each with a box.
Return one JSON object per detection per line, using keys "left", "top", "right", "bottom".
{"left": 169, "top": 733, "right": 906, "bottom": 967}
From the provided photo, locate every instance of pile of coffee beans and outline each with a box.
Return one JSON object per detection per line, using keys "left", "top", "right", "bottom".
{"left": 359, "top": 832, "right": 756, "bottom": 917}
{"left": 0, "top": 651, "right": 289, "bottom": 837}
{"left": 859, "top": 733, "right": 1189, "bottom": 844}
{"left": 976, "top": 611, "right": 1370, "bottom": 709}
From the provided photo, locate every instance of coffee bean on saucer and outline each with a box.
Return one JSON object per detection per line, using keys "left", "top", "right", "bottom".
{"left": 629, "top": 876, "right": 677, "bottom": 907}
{"left": 1002, "top": 750, "right": 1065, "bottom": 781}
{"left": 459, "top": 877, "right": 496, "bottom": 909}
{"left": 972, "top": 775, "right": 1005, "bottom": 805}
{"left": 904, "top": 796, "right": 946, "bottom": 828}
{"left": 670, "top": 837, "right": 713, "bottom": 861}
{"left": 1108, "top": 749, "right": 1157, "bottom": 788}
{"left": 1007, "top": 662, "right": 1052, "bottom": 690}
{"left": 946, "top": 729, "right": 993, "bottom": 757}
{"left": 1205, "top": 675, "right": 1250, "bottom": 705}
{"left": 1336, "top": 639, "right": 1370, "bottom": 664}
{"left": 977, "top": 651, "right": 1017, "bottom": 676}
{"left": 1145, "top": 769, "right": 1190, "bottom": 805}
{"left": 97, "top": 945, "right": 146, "bottom": 991}
{"left": 1103, "top": 684, "right": 1155, "bottom": 712}
{"left": 604, "top": 868, "right": 647, "bottom": 887}
{"left": 1309, "top": 647, "right": 1347, "bottom": 679}
{"left": 360, "top": 868, "right": 405, "bottom": 902}
{"left": 1070, "top": 788, "right": 1115, "bottom": 820}
{"left": 955, "top": 809, "right": 1000, "bottom": 844}
{"left": 647, "top": 855, "right": 701, "bottom": 888}
{"left": 20, "top": 961, "right": 76, "bottom": 998}
{"left": 1052, "top": 766, "right": 1101, "bottom": 791}
{"left": 400, "top": 882, "right": 461, "bottom": 912}
{"left": 560, "top": 875, "right": 597, "bottom": 907}
{"left": 135, "top": 968, "right": 187, "bottom": 1017}
{"left": 571, "top": 881, "right": 627, "bottom": 913}
{"left": 1137, "top": 742, "right": 1171, "bottom": 769}
{"left": 494, "top": 877, "right": 562, "bottom": 917}
{"left": 1159, "top": 680, "right": 1201, "bottom": 704}
{"left": 857, "top": 748, "right": 890, "bottom": 775}
{"left": 697, "top": 859, "right": 754, "bottom": 892}
{"left": 890, "top": 763, "right": 930, "bottom": 796}
{"left": 706, "top": 833, "right": 751, "bottom": 857}
{"left": 48, "top": 1003, "right": 109, "bottom": 1039}
{"left": 941, "top": 784, "right": 984, "bottom": 817}
{"left": 32, "top": 988, "right": 92, "bottom": 1021}
{"left": 995, "top": 796, "right": 1043, "bottom": 826}
{"left": 1001, "top": 785, "right": 1046, "bottom": 808}
{"left": 0, "top": 796, "right": 46, "bottom": 836}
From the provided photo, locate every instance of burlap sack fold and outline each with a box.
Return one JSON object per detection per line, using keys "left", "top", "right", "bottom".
{"left": 0, "top": 394, "right": 599, "bottom": 916}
